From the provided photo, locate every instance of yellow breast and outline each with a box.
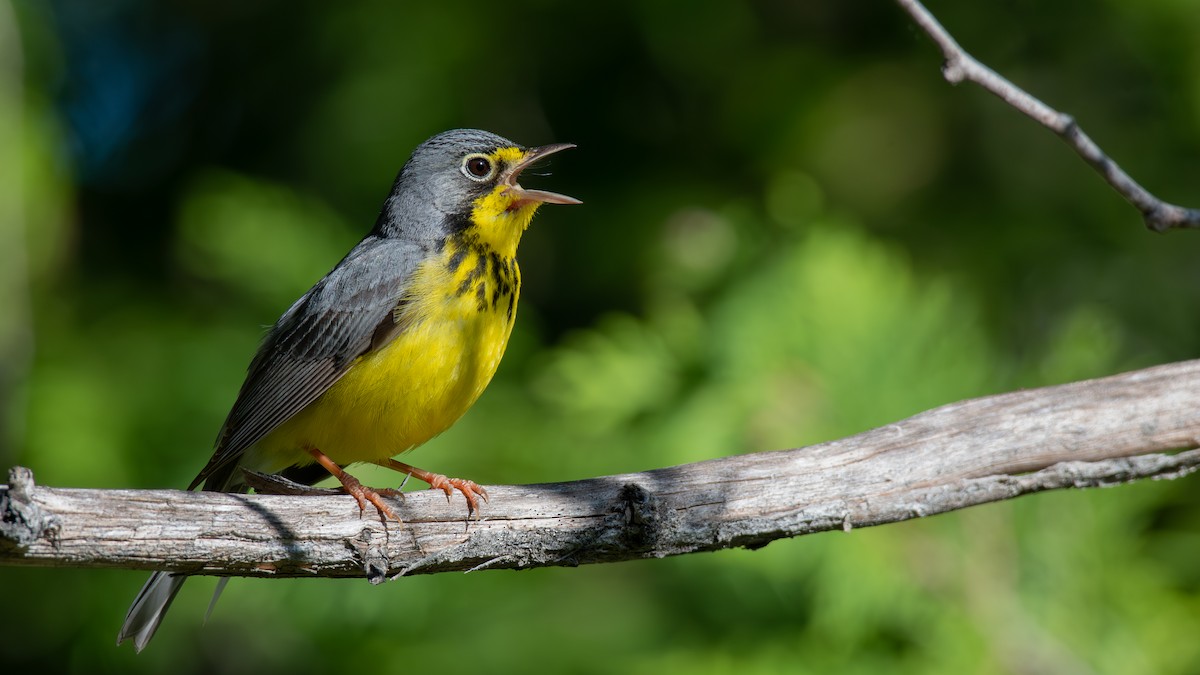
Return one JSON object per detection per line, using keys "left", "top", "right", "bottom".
{"left": 249, "top": 239, "right": 520, "bottom": 471}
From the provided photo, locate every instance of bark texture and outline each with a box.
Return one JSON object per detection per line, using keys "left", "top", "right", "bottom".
{"left": 3, "top": 361, "right": 1198, "bottom": 582}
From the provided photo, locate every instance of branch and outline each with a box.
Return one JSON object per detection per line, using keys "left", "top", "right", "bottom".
{"left": 895, "top": 0, "right": 1200, "bottom": 233}
{"left": 3, "top": 360, "right": 1198, "bottom": 582}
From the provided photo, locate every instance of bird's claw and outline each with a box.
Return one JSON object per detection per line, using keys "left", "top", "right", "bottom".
{"left": 424, "top": 473, "right": 489, "bottom": 519}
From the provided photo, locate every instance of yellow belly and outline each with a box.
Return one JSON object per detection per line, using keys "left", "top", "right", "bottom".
{"left": 246, "top": 253, "right": 518, "bottom": 473}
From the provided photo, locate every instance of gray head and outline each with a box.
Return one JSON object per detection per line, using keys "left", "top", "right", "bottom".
{"left": 374, "top": 128, "right": 579, "bottom": 243}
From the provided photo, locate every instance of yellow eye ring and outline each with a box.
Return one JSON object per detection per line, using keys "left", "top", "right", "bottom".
{"left": 461, "top": 153, "right": 496, "bottom": 181}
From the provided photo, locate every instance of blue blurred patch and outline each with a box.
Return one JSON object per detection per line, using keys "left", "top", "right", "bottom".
{"left": 50, "top": 0, "right": 204, "bottom": 186}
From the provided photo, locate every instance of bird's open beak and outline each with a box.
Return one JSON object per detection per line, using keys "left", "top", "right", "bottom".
{"left": 502, "top": 143, "right": 582, "bottom": 206}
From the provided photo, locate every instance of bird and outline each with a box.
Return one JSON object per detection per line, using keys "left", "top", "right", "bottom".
{"left": 117, "top": 128, "right": 579, "bottom": 651}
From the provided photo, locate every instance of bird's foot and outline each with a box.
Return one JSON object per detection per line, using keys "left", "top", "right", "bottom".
{"left": 306, "top": 448, "right": 403, "bottom": 524}
{"left": 377, "top": 458, "right": 489, "bottom": 519}
{"left": 338, "top": 473, "right": 404, "bottom": 524}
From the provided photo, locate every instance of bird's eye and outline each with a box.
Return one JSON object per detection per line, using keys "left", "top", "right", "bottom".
{"left": 462, "top": 154, "right": 495, "bottom": 181}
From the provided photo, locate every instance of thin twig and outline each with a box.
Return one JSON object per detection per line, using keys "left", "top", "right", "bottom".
{"left": 895, "top": 0, "right": 1200, "bottom": 233}
{"left": 2, "top": 360, "right": 1198, "bottom": 579}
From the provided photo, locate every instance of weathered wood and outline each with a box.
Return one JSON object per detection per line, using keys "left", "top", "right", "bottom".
{"left": 2, "top": 360, "right": 1199, "bottom": 582}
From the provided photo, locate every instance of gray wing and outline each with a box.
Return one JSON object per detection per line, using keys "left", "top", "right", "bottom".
{"left": 190, "top": 236, "right": 426, "bottom": 490}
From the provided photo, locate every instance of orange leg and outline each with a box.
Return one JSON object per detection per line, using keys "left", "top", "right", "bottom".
{"left": 307, "top": 448, "right": 402, "bottom": 523}
{"left": 375, "top": 458, "right": 489, "bottom": 518}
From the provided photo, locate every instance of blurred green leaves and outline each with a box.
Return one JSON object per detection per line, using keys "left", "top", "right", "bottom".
{"left": 175, "top": 170, "right": 356, "bottom": 308}
{"left": 534, "top": 313, "right": 679, "bottom": 434}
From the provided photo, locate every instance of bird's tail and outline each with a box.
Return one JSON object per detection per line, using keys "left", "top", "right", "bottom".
{"left": 117, "top": 570, "right": 187, "bottom": 652}
{"left": 116, "top": 463, "right": 326, "bottom": 652}
{"left": 118, "top": 461, "right": 255, "bottom": 652}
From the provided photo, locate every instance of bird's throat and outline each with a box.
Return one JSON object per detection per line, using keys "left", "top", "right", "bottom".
{"left": 468, "top": 188, "right": 542, "bottom": 259}
{"left": 439, "top": 234, "right": 522, "bottom": 323}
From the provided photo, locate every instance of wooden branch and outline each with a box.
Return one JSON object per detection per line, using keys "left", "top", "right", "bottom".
{"left": 3, "top": 360, "right": 1198, "bottom": 582}
{"left": 895, "top": 0, "right": 1200, "bottom": 233}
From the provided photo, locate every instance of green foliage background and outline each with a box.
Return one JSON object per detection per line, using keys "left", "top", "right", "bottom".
{"left": 3, "top": 1, "right": 1199, "bottom": 672}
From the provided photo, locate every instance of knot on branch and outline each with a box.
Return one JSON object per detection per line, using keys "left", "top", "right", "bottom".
{"left": 1140, "top": 204, "right": 1200, "bottom": 234}
{"left": 1, "top": 467, "right": 60, "bottom": 550}
{"left": 940, "top": 58, "right": 967, "bottom": 84}
{"left": 347, "top": 526, "right": 391, "bottom": 584}
{"left": 615, "top": 483, "right": 673, "bottom": 553}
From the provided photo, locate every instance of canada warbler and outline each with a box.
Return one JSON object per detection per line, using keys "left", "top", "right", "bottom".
{"left": 118, "top": 128, "right": 579, "bottom": 651}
